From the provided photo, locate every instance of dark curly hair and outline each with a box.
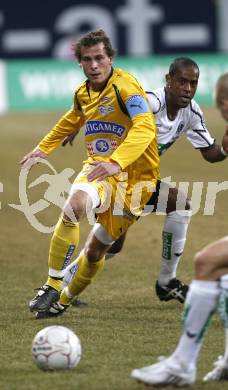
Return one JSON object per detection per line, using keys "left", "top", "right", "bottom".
{"left": 169, "top": 57, "right": 199, "bottom": 76}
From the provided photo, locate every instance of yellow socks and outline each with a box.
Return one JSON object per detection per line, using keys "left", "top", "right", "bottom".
{"left": 46, "top": 217, "right": 79, "bottom": 291}
{"left": 59, "top": 250, "right": 105, "bottom": 305}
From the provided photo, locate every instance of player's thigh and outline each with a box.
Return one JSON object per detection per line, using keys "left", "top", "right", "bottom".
{"left": 66, "top": 164, "right": 112, "bottom": 220}
{"left": 195, "top": 236, "right": 228, "bottom": 276}
{"left": 108, "top": 232, "right": 127, "bottom": 254}
{"left": 67, "top": 189, "right": 92, "bottom": 210}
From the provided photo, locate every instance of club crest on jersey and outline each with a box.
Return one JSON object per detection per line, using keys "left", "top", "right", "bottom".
{"left": 85, "top": 121, "right": 125, "bottom": 137}
{"left": 101, "top": 97, "right": 111, "bottom": 102}
{"left": 177, "top": 122, "right": 184, "bottom": 134}
{"left": 98, "top": 104, "right": 115, "bottom": 116}
{"left": 86, "top": 138, "right": 118, "bottom": 156}
{"left": 96, "top": 139, "right": 109, "bottom": 152}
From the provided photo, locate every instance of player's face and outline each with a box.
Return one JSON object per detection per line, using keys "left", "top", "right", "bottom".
{"left": 167, "top": 66, "right": 199, "bottom": 108}
{"left": 217, "top": 98, "right": 228, "bottom": 122}
{"left": 80, "top": 43, "right": 113, "bottom": 91}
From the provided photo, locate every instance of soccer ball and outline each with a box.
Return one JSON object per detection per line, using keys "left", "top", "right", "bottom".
{"left": 32, "top": 325, "right": 81, "bottom": 371}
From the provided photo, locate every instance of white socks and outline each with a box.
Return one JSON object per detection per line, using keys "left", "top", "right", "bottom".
{"left": 158, "top": 210, "right": 191, "bottom": 286}
{"left": 64, "top": 210, "right": 191, "bottom": 289}
{"left": 63, "top": 251, "right": 115, "bottom": 288}
{"left": 171, "top": 280, "right": 220, "bottom": 368}
{"left": 63, "top": 256, "right": 80, "bottom": 287}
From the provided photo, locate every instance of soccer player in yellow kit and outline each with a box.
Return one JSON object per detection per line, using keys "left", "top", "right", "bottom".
{"left": 20, "top": 30, "right": 159, "bottom": 318}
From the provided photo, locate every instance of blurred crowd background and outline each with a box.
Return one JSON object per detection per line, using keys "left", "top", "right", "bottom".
{"left": 0, "top": 0, "right": 228, "bottom": 113}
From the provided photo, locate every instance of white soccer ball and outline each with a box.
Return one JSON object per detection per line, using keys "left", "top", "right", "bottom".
{"left": 32, "top": 325, "right": 81, "bottom": 371}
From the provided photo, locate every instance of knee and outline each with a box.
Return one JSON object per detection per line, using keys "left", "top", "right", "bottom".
{"left": 194, "top": 249, "right": 214, "bottom": 279}
{"left": 185, "top": 198, "right": 191, "bottom": 211}
{"left": 108, "top": 235, "right": 125, "bottom": 255}
{"left": 63, "top": 192, "right": 92, "bottom": 222}
{"left": 63, "top": 203, "right": 80, "bottom": 222}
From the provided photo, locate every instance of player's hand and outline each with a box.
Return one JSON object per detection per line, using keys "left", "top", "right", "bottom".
{"left": 62, "top": 133, "right": 77, "bottom": 147}
{"left": 222, "top": 126, "right": 228, "bottom": 153}
{"left": 87, "top": 161, "right": 121, "bottom": 182}
{"left": 20, "top": 148, "right": 47, "bottom": 168}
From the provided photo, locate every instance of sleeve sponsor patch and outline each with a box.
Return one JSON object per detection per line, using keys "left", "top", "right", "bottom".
{"left": 126, "top": 95, "right": 150, "bottom": 117}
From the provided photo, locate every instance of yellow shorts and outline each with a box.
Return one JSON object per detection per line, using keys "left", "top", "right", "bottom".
{"left": 72, "top": 164, "right": 158, "bottom": 241}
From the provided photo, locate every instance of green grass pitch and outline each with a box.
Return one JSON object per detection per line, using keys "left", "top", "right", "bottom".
{"left": 0, "top": 108, "right": 227, "bottom": 389}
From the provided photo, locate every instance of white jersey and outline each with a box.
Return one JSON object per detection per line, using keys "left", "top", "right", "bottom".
{"left": 147, "top": 87, "right": 214, "bottom": 156}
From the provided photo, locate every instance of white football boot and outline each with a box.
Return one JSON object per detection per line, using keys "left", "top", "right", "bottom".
{"left": 131, "top": 356, "right": 196, "bottom": 387}
{"left": 203, "top": 355, "right": 228, "bottom": 381}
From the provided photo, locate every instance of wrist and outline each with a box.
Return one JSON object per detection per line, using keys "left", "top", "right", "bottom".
{"left": 220, "top": 145, "right": 228, "bottom": 157}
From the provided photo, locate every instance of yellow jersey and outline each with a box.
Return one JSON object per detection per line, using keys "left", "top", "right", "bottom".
{"left": 38, "top": 68, "right": 159, "bottom": 184}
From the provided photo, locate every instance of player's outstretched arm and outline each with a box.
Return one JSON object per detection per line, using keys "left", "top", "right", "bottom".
{"left": 200, "top": 128, "right": 228, "bottom": 163}
{"left": 20, "top": 147, "right": 47, "bottom": 168}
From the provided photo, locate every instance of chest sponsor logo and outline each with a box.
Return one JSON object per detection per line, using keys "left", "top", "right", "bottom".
{"left": 85, "top": 121, "right": 125, "bottom": 137}
{"left": 98, "top": 104, "right": 115, "bottom": 116}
